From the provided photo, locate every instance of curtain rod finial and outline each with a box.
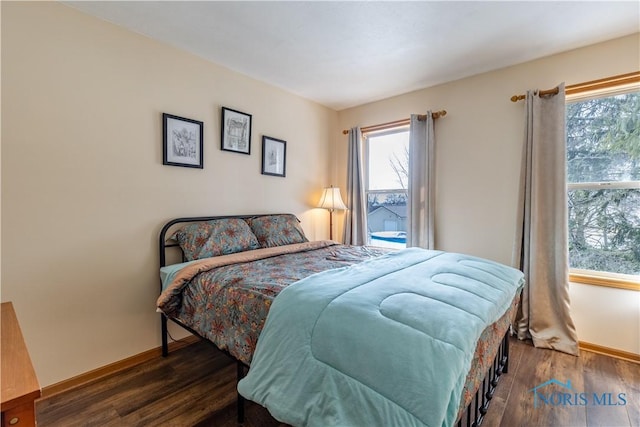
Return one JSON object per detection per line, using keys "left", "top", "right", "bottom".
{"left": 434, "top": 110, "right": 447, "bottom": 119}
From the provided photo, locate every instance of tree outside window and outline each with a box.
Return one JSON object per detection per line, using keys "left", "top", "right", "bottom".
{"left": 566, "top": 90, "right": 640, "bottom": 276}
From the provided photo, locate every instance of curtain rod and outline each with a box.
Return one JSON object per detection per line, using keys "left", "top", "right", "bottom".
{"left": 510, "top": 87, "right": 559, "bottom": 102}
{"left": 510, "top": 71, "right": 640, "bottom": 102}
{"left": 342, "top": 110, "right": 447, "bottom": 135}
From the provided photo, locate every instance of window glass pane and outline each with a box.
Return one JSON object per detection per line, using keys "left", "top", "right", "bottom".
{"left": 365, "top": 128, "right": 409, "bottom": 249}
{"left": 566, "top": 88, "right": 640, "bottom": 277}
{"left": 568, "top": 188, "right": 640, "bottom": 275}
{"left": 367, "top": 131, "right": 409, "bottom": 190}
{"left": 567, "top": 92, "right": 640, "bottom": 183}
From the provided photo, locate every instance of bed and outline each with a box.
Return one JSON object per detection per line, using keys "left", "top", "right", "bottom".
{"left": 157, "top": 214, "right": 524, "bottom": 427}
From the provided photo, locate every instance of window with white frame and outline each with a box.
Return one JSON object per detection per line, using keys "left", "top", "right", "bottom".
{"left": 566, "top": 77, "right": 640, "bottom": 287}
{"left": 364, "top": 127, "right": 409, "bottom": 248}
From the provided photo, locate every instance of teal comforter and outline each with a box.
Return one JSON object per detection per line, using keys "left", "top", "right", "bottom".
{"left": 237, "top": 248, "right": 524, "bottom": 427}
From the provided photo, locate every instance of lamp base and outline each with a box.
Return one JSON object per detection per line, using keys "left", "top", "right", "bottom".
{"left": 329, "top": 210, "right": 334, "bottom": 241}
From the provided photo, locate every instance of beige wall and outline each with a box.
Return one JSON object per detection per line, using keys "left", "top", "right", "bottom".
{"left": 569, "top": 282, "right": 640, "bottom": 354}
{"left": 1, "top": 2, "right": 336, "bottom": 386}
{"left": 336, "top": 33, "right": 640, "bottom": 354}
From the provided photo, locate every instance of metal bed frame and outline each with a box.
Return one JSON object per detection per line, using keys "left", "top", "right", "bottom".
{"left": 457, "top": 333, "right": 510, "bottom": 427}
{"left": 158, "top": 215, "right": 511, "bottom": 426}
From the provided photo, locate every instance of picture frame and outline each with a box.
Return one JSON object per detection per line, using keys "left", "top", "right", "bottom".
{"left": 221, "top": 107, "right": 252, "bottom": 154}
{"left": 163, "top": 113, "right": 204, "bottom": 169}
{"left": 261, "top": 136, "right": 287, "bottom": 177}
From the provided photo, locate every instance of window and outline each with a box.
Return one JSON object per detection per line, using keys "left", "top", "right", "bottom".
{"left": 364, "top": 126, "right": 409, "bottom": 248}
{"left": 566, "top": 73, "right": 640, "bottom": 289}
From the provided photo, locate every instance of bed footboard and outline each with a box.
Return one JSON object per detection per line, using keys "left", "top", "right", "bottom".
{"left": 457, "top": 330, "right": 510, "bottom": 427}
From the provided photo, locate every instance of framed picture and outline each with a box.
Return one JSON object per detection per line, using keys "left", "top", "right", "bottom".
{"left": 261, "top": 136, "right": 287, "bottom": 177}
{"left": 221, "top": 107, "right": 252, "bottom": 154}
{"left": 163, "top": 113, "right": 204, "bottom": 168}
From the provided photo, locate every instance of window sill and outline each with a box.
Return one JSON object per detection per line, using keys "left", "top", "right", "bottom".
{"left": 569, "top": 269, "right": 640, "bottom": 292}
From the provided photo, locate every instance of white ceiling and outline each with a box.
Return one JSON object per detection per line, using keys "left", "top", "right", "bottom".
{"left": 62, "top": 1, "right": 639, "bottom": 111}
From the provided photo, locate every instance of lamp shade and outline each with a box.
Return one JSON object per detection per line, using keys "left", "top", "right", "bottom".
{"left": 318, "top": 186, "right": 347, "bottom": 211}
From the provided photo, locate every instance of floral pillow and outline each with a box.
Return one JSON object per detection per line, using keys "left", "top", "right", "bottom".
{"left": 172, "top": 218, "right": 260, "bottom": 261}
{"left": 245, "top": 214, "right": 308, "bottom": 248}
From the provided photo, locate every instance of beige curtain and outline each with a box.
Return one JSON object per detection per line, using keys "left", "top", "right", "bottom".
{"left": 407, "top": 113, "right": 435, "bottom": 249}
{"left": 513, "top": 83, "right": 579, "bottom": 356}
{"left": 343, "top": 127, "right": 367, "bottom": 245}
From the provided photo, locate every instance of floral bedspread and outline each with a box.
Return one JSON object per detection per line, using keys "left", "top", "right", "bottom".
{"left": 157, "top": 241, "right": 390, "bottom": 365}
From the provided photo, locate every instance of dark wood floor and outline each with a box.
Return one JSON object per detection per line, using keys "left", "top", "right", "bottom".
{"left": 37, "top": 337, "right": 639, "bottom": 426}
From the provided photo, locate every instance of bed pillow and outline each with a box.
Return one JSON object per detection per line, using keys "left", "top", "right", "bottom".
{"left": 246, "top": 214, "right": 308, "bottom": 248}
{"left": 172, "top": 218, "right": 260, "bottom": 261}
